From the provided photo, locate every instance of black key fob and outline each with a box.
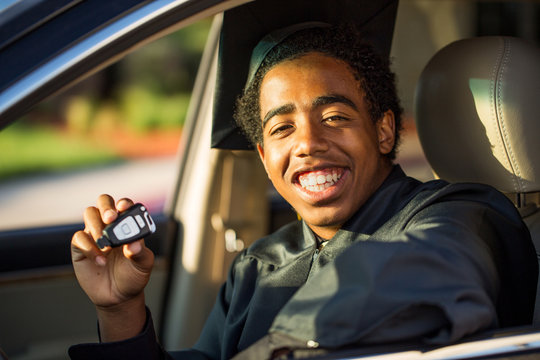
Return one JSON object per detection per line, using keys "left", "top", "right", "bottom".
{"left": 97, "top": 203, "right": 156, "bottom": 248}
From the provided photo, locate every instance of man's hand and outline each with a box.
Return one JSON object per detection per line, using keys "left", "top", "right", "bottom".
{"left": 71, "top": 194, "right": 154, "bottom": 341}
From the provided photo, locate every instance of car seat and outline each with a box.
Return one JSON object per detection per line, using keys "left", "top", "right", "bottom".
{"left": 414, "top": 36, "right": 540, "bottom": 324}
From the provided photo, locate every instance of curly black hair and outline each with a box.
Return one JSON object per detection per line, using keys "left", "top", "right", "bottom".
{"left": 234, "top": 24, "right": 403, "bottom": 160}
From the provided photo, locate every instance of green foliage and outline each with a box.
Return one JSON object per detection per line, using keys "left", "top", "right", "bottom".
{"left": 118, "top": 18, "right": 212, "bottom": 94}
{"left": 0, "top": 17, "right": 211, "bottom": 180}
{"left": 65, "top": 96, "right": 95, "bottom": 133}
{"left": 0, "top": 123, "right": 119, "bottom": 181}
{"left": 172, "top": 17, "right": 213, "bottom": 53}
{"left": 119, "top": 87, "right": 190, "bottom": 132}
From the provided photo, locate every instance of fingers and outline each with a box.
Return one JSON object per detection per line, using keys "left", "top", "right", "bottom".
{"left": 82, "top": 194, "right": 127, "bottom": 249}
{"left": 72, "top": 230, "right": 107, "bottom": 266}
{"left": 97, "top": 194, "right": 118, "bottom": 224}
{"left": 75, "top": 194, "right": 139, "bottom": 266}
{"left": 124, "top": 240, "right": 155, "bottom": 274}
{"left": 124, "top": 240, "right": 142, "bottom": 257}
{"left": 96, "top": 194, "right": 134, "bottom": 223}
{"left": 84, "top": 206, "right": 105, "bottom": 241}
{"left": 116, "top": 198, "right": 134, "bottom": 212}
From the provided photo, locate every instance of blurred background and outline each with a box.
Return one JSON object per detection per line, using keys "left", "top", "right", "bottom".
{"left": 0, "top": 18, "right": 212, "bottom": 230}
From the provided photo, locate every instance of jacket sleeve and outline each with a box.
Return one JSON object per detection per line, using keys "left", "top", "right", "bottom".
{"left": 69, "top": 253, "right": 246, "bottom": 360}
{"left": 68, "top": 308, "right": 211, "bottom": 360}
{"left": 268, "top": 195, "right": 535, "bottom": 349}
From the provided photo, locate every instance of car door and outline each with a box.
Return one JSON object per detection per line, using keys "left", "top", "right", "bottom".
{"left": 0, "top": 1, "right": 251, "bottom": 358}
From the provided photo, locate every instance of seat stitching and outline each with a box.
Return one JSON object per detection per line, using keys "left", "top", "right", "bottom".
{"left": 497, "top": 38, "right": 524, "bottom": 193}
{"left": 490, "top": 38, "right": 520, "bottom": 193}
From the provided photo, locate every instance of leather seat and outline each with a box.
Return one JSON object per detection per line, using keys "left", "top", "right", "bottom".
{"left": 414, "top": 36, "right": 540, "bottom": 324}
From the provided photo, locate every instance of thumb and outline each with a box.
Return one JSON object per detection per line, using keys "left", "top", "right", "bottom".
{"left": 123, "top": 240, "right": 154, "bottom": 272}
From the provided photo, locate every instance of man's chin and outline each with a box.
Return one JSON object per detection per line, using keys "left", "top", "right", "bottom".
{"left": 300, "top": 211, "right": 348, "bottom": 236}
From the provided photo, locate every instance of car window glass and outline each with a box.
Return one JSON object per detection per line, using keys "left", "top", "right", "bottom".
{"left": 0, "top": 18, "right": 212, "bottom": 231}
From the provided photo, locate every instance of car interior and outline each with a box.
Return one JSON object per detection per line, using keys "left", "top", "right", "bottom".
{"left": 415, "top": 35, "right": 540, "bottom": 325}
{"left": 304, "top": 33, "right": 540, "bottom": 360}
{"left": 0, "top": 0, "right": 539, "bottom": 359}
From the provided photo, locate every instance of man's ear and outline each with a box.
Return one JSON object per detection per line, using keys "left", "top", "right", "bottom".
{"left": 256, "top": 143, "right": 269, "bottom": 175}
{"left": 377, "top": 110, "right": 395, "bottom": 155}
{"left": 256, "top": 143, "right": 265, "bottom": 161}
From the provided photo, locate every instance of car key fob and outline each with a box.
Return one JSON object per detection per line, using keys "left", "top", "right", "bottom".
{"left": 96, "top": 203, "right": 156, "bottom": 249}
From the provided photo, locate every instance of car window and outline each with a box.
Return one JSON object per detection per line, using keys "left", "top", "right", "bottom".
{"left": 0, "top": 18, "right": 212, "bottom": 231}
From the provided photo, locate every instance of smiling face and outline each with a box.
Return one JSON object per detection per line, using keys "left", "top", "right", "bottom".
{"left": 257, "top": 52, "right": 395, "bottom": 239}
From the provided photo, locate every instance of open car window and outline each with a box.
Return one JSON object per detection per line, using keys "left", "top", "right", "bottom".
{"left": 0, "top": 18, "right": 212, "bottom": 231}
{"left": 0, "top": 16, "right": 213, "bottom": 358}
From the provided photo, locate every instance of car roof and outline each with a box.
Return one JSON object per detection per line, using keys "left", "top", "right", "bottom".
{"left": 0, "top": 0, "right": 249, "bottom": 129}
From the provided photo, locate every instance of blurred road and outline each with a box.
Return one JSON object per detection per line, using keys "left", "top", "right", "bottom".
{"left": 0, "top": 156, "right": 178, "bottom": 231}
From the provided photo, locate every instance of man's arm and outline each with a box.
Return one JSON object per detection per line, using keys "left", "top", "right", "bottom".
{"left": 268, "top": 196, "right": 535, "bottom": 349}
{"left": 71, "top": 195, "right": 154, "bottom": 341}
{"left": 68, "top": 308, "right": 169, "bottom": 360}
{"left": 70, "top": 192, "right": 241, "bottom": 359}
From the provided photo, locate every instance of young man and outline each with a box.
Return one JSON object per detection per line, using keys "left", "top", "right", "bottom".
{"left": 69, "top": 24, "right": 537, "bottom": 359}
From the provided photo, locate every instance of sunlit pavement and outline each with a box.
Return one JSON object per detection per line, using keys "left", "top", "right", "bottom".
{"left": 0, "top": 156, "right": 178, "bottom": 231}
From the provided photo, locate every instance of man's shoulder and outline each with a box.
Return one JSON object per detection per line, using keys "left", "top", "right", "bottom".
{"left": 380, "top": 177, "right": 524, "bottom": 235}
{"left": 416, "top": 180, "right": 518, "bottom": 216}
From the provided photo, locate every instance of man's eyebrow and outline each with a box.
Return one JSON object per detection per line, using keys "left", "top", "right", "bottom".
{"left": 312, "top": 95, "right": 358, "bottom": 111}
{"left": 261, "top": 95, "right": 357, "bottom": 129}
{"left": 262, "top": 103, "right": 296, "bottom": 129}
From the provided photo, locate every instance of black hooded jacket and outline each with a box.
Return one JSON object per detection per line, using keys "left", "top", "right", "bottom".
{"left": 69, "top": 166, "right": 538, "bottom": 359}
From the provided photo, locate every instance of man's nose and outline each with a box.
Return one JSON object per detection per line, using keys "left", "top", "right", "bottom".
{"left": 292, "top": 119, "right": 329, "bottom": 157}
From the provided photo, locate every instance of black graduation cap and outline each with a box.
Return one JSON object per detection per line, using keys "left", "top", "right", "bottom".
{"left": 211, "top": 0, "right": 399, "bottom": 150}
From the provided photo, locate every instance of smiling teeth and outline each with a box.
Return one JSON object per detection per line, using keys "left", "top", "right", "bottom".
{"left": 299, "top": 171, "right": 341, "bottom": 192}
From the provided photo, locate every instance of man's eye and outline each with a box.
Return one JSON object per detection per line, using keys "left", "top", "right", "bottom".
{"left": 270, "top": 124, "right": 293, "bottom": 136}
{"left": 324, "top": 115, "right": 348, "bottom": 123}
